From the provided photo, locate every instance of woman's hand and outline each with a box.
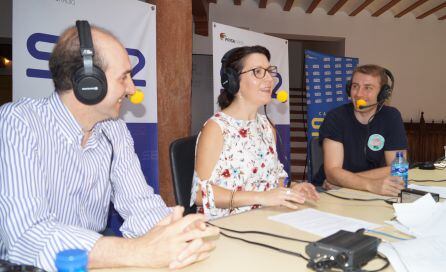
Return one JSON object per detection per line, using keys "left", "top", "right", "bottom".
{"left": 290, "top": 182, "right": 320, "bottom": 201}
{"left": 258, "top": 187, "right": 306, "bottom": 209}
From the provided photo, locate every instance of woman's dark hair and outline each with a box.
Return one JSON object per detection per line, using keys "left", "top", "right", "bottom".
{"left": 218, "top": 45, "right": 270, "bottom": 109}
{"left": 49, "top": 26, "right": 107, "bottom": 93}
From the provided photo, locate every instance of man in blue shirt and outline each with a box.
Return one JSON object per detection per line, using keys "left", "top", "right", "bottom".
{"left": 0, "top": 22, "right": 218, "bottom": 270}
{"left": 318, "top": 64, "right": 407, "bottom": 196}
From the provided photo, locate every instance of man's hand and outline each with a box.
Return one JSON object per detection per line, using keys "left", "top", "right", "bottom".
{"left": 322, "top": 180, "right": 340, "bottom": 191}
{"left": 131, "top": 206, "right": 219, "bottom": 269}
{"left": 366, "top": 176, "right": 404, "bottom": 196}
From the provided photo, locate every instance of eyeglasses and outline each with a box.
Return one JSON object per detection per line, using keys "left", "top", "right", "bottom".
{"left": 239, "top": 66, "right": 278, "bottom": 79}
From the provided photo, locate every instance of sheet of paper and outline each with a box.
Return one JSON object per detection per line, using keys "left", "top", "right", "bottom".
{"left": 379, "top": 235, "right": 446, "bottom": 272}
{"left": 268, "top": 208, "right": 381, "bottom": 237}
{"left": 391, "top": 194, "right": 446, "bottom": 238}
{"left": 392, "top": 193, "right": 437, "bottom": 227}
{"left": 408, "top": 184, "right": 446, "bottom": 198}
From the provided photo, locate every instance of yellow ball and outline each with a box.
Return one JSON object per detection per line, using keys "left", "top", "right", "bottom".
{"left": 130, "top": 89, "right": 144, "bottom": 104}
{"left": 276, "top": 90, "right": 288, "bottom": 103}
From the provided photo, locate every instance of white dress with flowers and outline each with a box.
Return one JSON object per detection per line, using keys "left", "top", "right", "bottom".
{"left": 190, "top": 111, "right": 288, "bottom": 220}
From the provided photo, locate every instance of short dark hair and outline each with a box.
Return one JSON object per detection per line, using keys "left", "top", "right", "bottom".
{"left": 218, "top": 45, "right": 271, "bottom": 109}
{"left": 352, "top": 64, "right": 388, "bottom": 87}
{"left": 49, "top": 26, "right": 108, "bottom": 93}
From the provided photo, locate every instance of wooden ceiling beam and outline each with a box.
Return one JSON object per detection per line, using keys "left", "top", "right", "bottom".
{"left": 328, "top": 0, "right": 348, "bottom": 15}
{"left": 372, "top": 0, "right": 401, "bottom": 17}
{"left": 350, "top": 0, "right": 375, "bottom": 16}
{"left": 395, "top": 0, "right": 429, "bottom": 18}
{"left": 417, "top": 2, "right": 446, "bottom": 19}
{"left": 192, "top": 0, "right": 209, "bottom": 36}
{"left": 306, "top": 0, "right": 323, "bottom": 13}
{"left": 234, "top": 0, "right": 241, "bottom": 5}
{"left": 283, "top": 0, "right": 294, "bottom": 11}
{"left": 259, "top": 0, "right": 267, "bottom": 8}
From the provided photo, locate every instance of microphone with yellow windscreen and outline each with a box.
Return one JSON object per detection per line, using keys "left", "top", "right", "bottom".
{"left": 127, "top": 89, "right": 144, "bottom": 104}
{"left": 276, "top": 90, "right": 288, "bottom": 103}
{"left": 355, "top": 99, "right": 367, "bottom": 109}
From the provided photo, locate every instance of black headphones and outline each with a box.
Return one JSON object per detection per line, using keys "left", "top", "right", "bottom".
{"left": 346, "top": 68, "right": 394, "bottom": 103}
{"left": 72, "top": 20, "right": 108, "bottom": 105}
{"left": 220, "top": 48, "right": 241, "bottom": 95}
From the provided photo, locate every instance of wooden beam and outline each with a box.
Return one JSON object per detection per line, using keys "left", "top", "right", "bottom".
{"left": 259, "top": 0, "right": 267, "bottom": 8}
{"left": 234, "top": 0, "right": 241, "bottom": 5}
{"left": 306, "top": 0, "right": 322, "bottom": 13}
{"left": 328, "top": 0, "right": 348, "bottom": 15}
{"left": 395, "top": 0, "right": 429, "bottom": 18}
{"left": 439, "top": 14, "right": 446, "bottom": 19}
{"left": 417, "top": 2, "right": 446, "bottom": 19}
{"left": 156, "top": 0, "right": 192, "bottom": 207}
{"left": 192, "top": 0, "right": 209, "bottom": 36}
{"left": 372, "top": 0, "right": 401, "bottom": 17}
{"left": 349, "top": 0, "right": 375, "bottom": 16}
{"left": 283, "top": 0, "right": 294, "bottom": 11}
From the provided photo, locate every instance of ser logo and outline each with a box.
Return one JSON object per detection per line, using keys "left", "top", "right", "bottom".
{"left": 26, "top": 32, "right": 147, "bottom": 87}
{"left": 311, "top": 117, "right": 324, "bottom": 137}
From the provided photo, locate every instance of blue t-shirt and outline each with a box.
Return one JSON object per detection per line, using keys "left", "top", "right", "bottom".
{"left": 313, "top": 103, "right": 408, "bottom": 185}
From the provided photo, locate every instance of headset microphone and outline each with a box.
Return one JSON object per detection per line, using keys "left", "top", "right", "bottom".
{"left": 358, "top": 102, "right": 378, "bottom": 110}
{"left": 356, "top": 98, "right": 384, "bottom": 110}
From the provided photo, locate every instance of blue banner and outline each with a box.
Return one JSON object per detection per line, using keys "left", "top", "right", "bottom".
{"left": 305, "top": 50, "right": 359, "bottom": 180}
{"left": 107, "top": 123, "right": 159, "bottom": 236}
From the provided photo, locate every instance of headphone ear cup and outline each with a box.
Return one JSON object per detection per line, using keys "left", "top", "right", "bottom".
{"left": 345, "top": 80, "right": 352, "bottom": 97}
{"left": 378, "top": 84, "right": 391, "bottom": 102}
{"left": 72, "top": 65, "right": 107, "bottom": 105}
{"left": 221, "top": 67, "right": 239, "bottom": 95}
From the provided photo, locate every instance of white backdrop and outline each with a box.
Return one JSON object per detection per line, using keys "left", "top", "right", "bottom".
{"left": 212, "top": 22, "right": 291, "bottom": 173}
{"left": 212, "top": 22, "right": 290, "bottom": 124}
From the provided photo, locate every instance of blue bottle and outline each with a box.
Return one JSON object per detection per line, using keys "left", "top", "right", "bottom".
{"left": 390, "top": 151, "right": 409, "bottom": 188}
{"left": 55, "top": 249, "right": 88, "bottom": 272}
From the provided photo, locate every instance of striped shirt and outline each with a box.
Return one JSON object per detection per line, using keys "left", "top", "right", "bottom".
{"left": 0, "top": 93, "right": 171, "bottom": 271}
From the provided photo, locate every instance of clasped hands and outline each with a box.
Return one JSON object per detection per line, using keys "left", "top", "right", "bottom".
{"left": 132, "top": 206, "right": 219, "bottom": 269}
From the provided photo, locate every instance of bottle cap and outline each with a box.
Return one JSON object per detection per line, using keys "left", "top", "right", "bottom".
{"left": 55, "top": 249, "right": 88, "bottom": 271}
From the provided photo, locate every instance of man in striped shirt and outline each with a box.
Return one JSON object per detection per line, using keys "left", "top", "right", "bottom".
{"left": 0, "top": 23, "right": 218, "bottom": 270}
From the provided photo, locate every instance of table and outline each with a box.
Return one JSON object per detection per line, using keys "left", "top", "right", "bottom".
{"left": 96, "top": 168, "right": 446, "bottom": 272}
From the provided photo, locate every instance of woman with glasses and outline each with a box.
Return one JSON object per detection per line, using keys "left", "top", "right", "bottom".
{"left": 190, "top": 45, "right": 319, "bottom": 219}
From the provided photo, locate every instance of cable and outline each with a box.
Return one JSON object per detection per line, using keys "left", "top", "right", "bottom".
{"left": 408, "top": 179, "right": 446, "bottom": 182}
{"left": 207, "top": 221, "right": 312, "bottom": 243}
{"left": 323, "top": 191, "right": 397, "bottom": 205}
{"left": 218, "top": 231, "right": 309, "bottom": 261}
{"left": 363, "top": 102, "right": 385, "bottom": 167}
{"left": 264, "top": 104, "right": 291, "bottom": 187}
{"left": 360, "top": 253, "right": 390, "bottom": 272}
{"left": 365, "top": 229, "right": 408, "bottom": 241}
{"left": 207, "top": 224, "right": 391, "bottom": 272}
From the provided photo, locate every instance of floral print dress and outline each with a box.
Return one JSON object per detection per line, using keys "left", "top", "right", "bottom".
{"left": 190, "top": 111, "right": 288, "bottom": 219}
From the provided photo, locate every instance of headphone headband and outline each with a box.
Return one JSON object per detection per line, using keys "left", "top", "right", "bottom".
{"left": 220, "top": 48, "right": 241, "bottom": 95}
{"left": 76, "top": 21, "right": 94, "bottom": 74}
{"left": 383, "top": 68, "right": 394, "bottom": 91}
{"left": 72, "top": 20, "right": 107, "bottom": 105}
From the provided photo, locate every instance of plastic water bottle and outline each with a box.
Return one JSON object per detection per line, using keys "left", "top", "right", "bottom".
{"left": 390, "top": 151, "right": 409, "bottom": 188}
{"left": 55, "top": 249, "right": 88, "bottom": 272}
